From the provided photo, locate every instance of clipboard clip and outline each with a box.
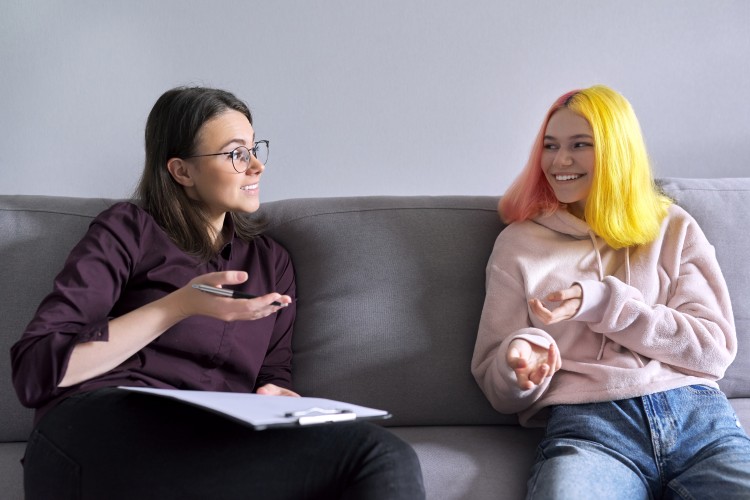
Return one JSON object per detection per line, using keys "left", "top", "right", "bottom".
{"left": 284, "top": 407, "right": 356, "bottom": 425}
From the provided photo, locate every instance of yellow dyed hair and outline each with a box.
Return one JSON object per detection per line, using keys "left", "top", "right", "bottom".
{"left": 568, "top": 86, "right": 671, "bottom": 248}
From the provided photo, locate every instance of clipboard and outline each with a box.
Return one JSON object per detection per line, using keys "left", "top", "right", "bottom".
{"left": 118, "top": 386, "right": 391, "bottom": 430}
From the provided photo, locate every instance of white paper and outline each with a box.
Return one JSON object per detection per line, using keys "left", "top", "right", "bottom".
{"left": 118, "top": 386, "right": 390, "bottom": 430}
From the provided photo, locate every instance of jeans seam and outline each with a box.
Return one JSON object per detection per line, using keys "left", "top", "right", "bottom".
{"left": 686, "top": 384, "right": 723, "bottom": 397}
{"left": 641, "top": 395, "right": 668, "bottom": 493}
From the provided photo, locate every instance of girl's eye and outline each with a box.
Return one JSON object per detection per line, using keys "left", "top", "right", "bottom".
{"left": 574, "top": 142, "right": 593, "bottom": 148}
{"left": 544, "top": 143, "right": 558, "bottom": 150}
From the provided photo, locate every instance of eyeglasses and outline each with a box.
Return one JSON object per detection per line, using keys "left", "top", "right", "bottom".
{"left": 183, "top": 140, "right": 269, "bottom": 173}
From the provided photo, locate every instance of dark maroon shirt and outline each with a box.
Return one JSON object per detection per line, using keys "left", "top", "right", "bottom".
{"left": 11, "top": 202, "right": 296, "bottom": 423}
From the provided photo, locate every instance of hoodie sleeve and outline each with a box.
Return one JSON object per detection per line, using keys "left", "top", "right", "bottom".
{"left": 471, "top": 235, "right": 561, "bottom": 415}
{"left": 571, "top": 210, "right": 736, "bottom": 380}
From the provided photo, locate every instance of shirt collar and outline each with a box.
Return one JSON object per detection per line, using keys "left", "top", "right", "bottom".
{"left": 218, "top": 214, "right": 237, "bottom": 260}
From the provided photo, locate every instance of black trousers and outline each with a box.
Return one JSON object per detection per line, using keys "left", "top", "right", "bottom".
{"left": 24, "top": 388, "right": 425, "bottom": 500}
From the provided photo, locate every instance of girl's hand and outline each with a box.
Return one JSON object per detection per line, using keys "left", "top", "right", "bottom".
{"left": 528, "top": 284, "right": 582, "bottom": 325}
{"left": 506, "top": 338, "right": 560, "bottom": 390}
{"left": 256, "top": 383, "right": 300, "bottom": 397}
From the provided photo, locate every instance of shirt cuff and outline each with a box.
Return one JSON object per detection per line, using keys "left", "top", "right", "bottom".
{"left": 75, "top": 318, "right": 110, "bottom": 343}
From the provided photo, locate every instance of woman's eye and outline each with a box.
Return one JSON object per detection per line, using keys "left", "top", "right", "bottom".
{"left": 543, "top": 143, "right": 558, "bottom": 150}
{"left": 574, "top": 142, "right": 593, "bottom": 148}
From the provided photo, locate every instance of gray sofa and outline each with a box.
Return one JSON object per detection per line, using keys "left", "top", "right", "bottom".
{"left": 1, "top": 177, "right": 749, "bottom": 500}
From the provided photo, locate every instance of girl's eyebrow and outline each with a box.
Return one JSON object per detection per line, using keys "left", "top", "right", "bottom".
{"left": 544, "top": 134, "right": 593, "bottom": 141}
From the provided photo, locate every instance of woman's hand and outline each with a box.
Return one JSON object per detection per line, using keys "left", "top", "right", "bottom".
{"left": 178, "top": 270, "right": 292, "bottom": 322}
{"left": 507, "top": 338, "right": 560, "bottom": 390}
{"left": 58, "top": 270, "right": 290, "bottom": 388}
{"left": 256, "top": 383, "right": 300, "bottom": 397}
{"left": 528, "top": 284, "right": 582, "bottom": 325}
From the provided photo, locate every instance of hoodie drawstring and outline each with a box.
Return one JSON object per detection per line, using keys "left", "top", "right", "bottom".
{"left": 588, "top": 231, "right": 604, "bottom": 282}
{"left": 624, "top": 247, "right": 631, "bottom": 285}
{"left": 588, "top": 231, "right": 608, "bottom": 360}
{"left": 588, "top": 233, "right": 639, "bottom": 364}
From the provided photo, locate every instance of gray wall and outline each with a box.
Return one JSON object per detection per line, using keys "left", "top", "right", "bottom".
{"left": 2, "top": 0, "right": 749, "bottom": 202}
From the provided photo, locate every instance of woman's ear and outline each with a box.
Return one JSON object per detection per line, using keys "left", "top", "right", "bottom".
{"left": 166, "top": 158, "right": 195, "bottom": 187}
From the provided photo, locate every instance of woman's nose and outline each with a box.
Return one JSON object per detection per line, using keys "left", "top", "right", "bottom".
{"left": 246, "top": 154, "right": 265, "bottom": 174}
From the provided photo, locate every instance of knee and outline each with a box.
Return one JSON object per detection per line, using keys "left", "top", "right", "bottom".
{"left": 365, "top": 424, "right": 418, "bottom": 460}
{"left": 363, "top": 425, "right": 424, "bottom": 479}
{"left": 384, "top": 433, "right": 420, "bottom": 473}
{"left": 392, "top": 434, "right": 421, "bottom": 472}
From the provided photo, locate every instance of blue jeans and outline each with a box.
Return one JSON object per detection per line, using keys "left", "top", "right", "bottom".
{"left": 527, "top": 385, "right": 750, "bottom": 499}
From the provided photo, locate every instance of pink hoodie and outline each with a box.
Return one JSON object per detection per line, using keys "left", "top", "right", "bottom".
{"left": 471, "top": 204, "right": 736, "bottom": 427}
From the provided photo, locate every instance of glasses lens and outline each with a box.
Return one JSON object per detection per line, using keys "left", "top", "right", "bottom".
{"left": 231, "top": 146, "right": 252, "bottom": 173}
{"left": 253, "top": 141, "right": 269, "bottom": 165}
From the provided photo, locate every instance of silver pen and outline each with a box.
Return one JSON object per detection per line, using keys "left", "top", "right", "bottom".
{"left": 192, "top": 284, "right": 282, "bottom": 306}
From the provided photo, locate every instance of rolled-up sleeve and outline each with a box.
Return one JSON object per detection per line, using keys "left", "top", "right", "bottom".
{"left": 10, "top": 203, "right": 140, "bottom": 408}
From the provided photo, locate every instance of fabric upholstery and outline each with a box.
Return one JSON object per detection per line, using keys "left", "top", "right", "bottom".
{"left": 258, "top": 196, "right": 512, "bottom": 426}
{"left": 658, "top": 178, "right": 750, "bottom": 397}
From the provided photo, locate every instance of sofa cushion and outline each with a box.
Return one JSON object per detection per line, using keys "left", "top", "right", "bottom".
{"left": 391, "top": 426, "right": 544, "bottom": 500}
{"left": 658, "top": 178, "right": 750, "bottom": 398}
{"left": 259, "top": 196, "right": 514, "bottom": 426}
{"left": 0, "top": 442, "right": 26, "bottom": 499}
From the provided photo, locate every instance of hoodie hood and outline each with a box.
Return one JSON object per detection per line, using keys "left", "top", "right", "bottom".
{"left": 533, "top": 208, "right": 631, "bottom": 283}
{"left": 533, "top": 208, "right": 592, "bottom": 239}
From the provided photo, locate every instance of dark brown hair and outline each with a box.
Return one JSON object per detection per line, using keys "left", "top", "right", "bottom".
{"left": 135, "top": 86, "right": 265, "bottom": 260}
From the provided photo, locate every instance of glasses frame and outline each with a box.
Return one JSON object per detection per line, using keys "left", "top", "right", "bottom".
{"left": 183, "top": 140, "right": 269, "bottom": 173}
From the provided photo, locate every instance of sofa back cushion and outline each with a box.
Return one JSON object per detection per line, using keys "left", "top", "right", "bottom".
{"left": 658, "top": 178, "right": 750, "bottom": 398}
{"left": 260, "top": 196, "right": 512, "bottom": 426}
{"left": 0, "top": 195, "right": 115, "bottom": 441}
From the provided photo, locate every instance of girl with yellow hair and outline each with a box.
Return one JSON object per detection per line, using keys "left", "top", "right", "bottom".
{"left": 472, "top": 85, "right": 750, "bottom": 498}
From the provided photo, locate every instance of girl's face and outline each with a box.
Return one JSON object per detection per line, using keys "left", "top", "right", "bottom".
{"left": 182, "top": 110, "right": 264, "bottom": 230}
{"left": 541, "top": 108, "right": 595, "bottom": 219}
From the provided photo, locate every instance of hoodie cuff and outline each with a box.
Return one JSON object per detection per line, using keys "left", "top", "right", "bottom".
{"left": 515, "top": 332, "right": 552, "bottom": 350}
{"left": 572, "top": 280, "right": 610, "bottom": 323}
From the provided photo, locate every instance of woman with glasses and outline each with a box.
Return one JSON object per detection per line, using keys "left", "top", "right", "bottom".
{"left": 11, "top": 86, "right": 425, "bottom": 500}
{"left": 472, "top": 85, "right": 750, "bottom": 499}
